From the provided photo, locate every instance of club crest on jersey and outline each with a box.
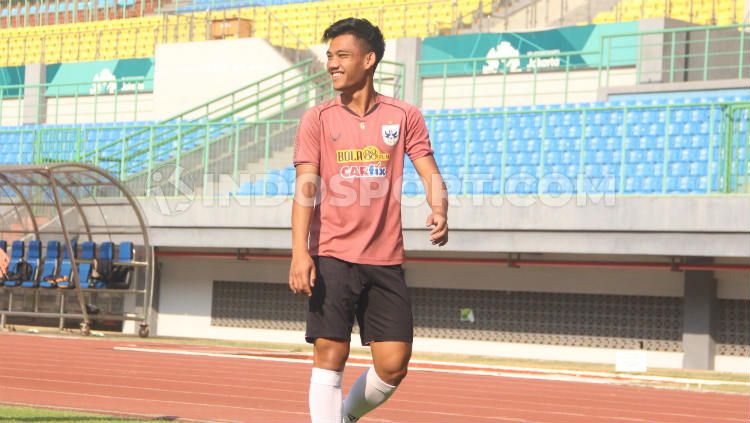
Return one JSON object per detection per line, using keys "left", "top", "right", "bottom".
{"left": 381, "top": 124, "right": 400, "bottom": 146}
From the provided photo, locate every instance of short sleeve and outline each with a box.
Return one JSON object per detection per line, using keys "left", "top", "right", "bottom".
{"left": 405, "top": 106, "right": 434, "bottom": 161}
{"left": 293, "top": 109, "right": 321, "bottom": 167}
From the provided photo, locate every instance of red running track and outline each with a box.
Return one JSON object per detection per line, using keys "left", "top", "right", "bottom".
{"left": 0, "top": 333, "right": 748, "bottom": 423}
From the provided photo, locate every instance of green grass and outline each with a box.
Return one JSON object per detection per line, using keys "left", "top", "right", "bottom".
{"left": 0, "top": 405, "right": 154, "bottom": 422}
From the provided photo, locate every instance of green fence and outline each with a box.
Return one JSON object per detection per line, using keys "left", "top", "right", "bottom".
{"left": 417, "top": 23, "right": 750, "bottom": 109}
{"left": 1, "top": 101, "right": 746, "bottom": 197}
{"left": 724, "top": 103, "right": 750, "bottom": 193}
{"left": 0, "top": 76, "right": 152, "bottom": 125}
{"left": 149, "top": 101, "right": 744, "bottom": 198}
{"left": 417, "top": 50, "right": 604, "bottom": 109}
{"left": 113, "top": 101, "right": 750, "bottom": 197}
{"left": 419, "top": 101, "right": 749, "bottom": 196}
{"left": 601, "top": 23, "right": 750, "bottom": 85}
{"left": 0, "top": 58, "right": 405, "bottom": 198}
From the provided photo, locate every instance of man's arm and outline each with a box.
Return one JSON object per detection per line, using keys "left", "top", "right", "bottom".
{"left": 289, "top": 164, "right": 319, "bottom": 296}
{"left": 413, "top": 156, "right": 448, "bottom": 246}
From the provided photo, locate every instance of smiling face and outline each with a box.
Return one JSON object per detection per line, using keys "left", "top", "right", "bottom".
{"left": 326, "top": 33, "right": 376, "bottom": 93}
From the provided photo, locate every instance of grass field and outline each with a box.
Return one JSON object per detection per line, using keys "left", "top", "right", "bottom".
{"left": 0, "top": 404, "right": 152, "bottom": 422}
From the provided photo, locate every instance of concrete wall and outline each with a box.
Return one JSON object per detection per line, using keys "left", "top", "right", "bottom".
{"left": 0, "top": 99, "right": 22, "bottom": 126}
{"left": 156, "top": 255, "right": 290, "bottom": 340}
{"left": 44, "top": 94, "right": 154, "bottom": 124}
{"left": 420, "top": 68, "right": 636, "bottom": 109}
{"left": 153, "top": 38, "right": 296, "bottom": 120}
{"left": 716, "top": 269, "right": 750, "bottom": 300}
{"left": 155, "top": 254, "right": 689, "bottom": 368}
{"left": 155, "top": 253, "right": 748, "bottom": 371}
{"left": 638, "top": 18, "right": 750, "bottom": 84}
{"left": 139, "top": 195, "right": 750, "bottom": 258}
{"left": 403, "top": 258, "right": 685, "bottom": 296}
{"left": 22, "top": 63, "right": 46, "bottom": 125}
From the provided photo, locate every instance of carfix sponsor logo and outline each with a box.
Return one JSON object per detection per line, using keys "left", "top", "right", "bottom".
{"left": 340, "top": 163, "right": 387, "bottom": 179}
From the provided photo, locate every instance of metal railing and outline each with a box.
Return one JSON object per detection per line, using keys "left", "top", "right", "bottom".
{"left": 601, "top": 23, "right": 749, "bottom": 85}
{"left": 417, "top": 102, "right": 749, "bottom": 196}
{"left": 81, "top": 59, "right": 319, "bottom": 177}
{"left": 0, "top": 59, "right": 404, "bottom": 197}
{"left": 417, "top": 50, "right": 604, "bottom": 109}
{"left": 173, "top": 101, "right": 746, "bottom": 197}
{"left": 0, "top": 101, "right": 745, "bottom": 197}
{"left": 0, "top": 77, "right": 153, "bottom": 126}
{"left": 723, "top": 103, "right": 750, "bottom": 193}
{"left": 417, "top": 23, "right": 749, "bottom": 109}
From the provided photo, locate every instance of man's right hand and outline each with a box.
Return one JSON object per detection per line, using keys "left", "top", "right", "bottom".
{"left": 289, "top": 253, "right": 316, "bottom": 297}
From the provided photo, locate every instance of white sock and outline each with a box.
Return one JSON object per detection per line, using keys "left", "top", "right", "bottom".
{"left": 343, "top": 367, "right": 397, "bottom": 423}
{"left": 309, "top": 367, "right": 343, "bottom": 423}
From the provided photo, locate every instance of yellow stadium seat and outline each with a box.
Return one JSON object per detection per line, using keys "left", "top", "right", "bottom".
{"left": 0, "top": 0, "right": 497, "bottom": 65}
{"left": 594, "top": 0, "right": 742, "bottom": 24}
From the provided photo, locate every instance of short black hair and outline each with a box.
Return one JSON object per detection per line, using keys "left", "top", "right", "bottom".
{"left": 322, "top": 18, "right": 385, "bottom": 68}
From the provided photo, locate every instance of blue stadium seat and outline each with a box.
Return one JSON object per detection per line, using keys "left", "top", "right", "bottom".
{"left": 88, "top": 241, "right": 114, "bottom": 289}
{"left": 42, "top": 239, "right": 77, "bottom": 289}
{"left": 3, "top": 240, "right": 24, "bottom": 287}
{"left": 20, "top": 240, "right": 42, "bottom": 288}
{"left": 77, "top": 242, "right": 96, "bottom": 289}
{"left": 34, "top": 241, "right": 60, "bottom": 288}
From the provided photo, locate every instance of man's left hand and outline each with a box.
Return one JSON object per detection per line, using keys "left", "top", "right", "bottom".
{"left": 426, "top": 213, "right": 448, "bottom": 247}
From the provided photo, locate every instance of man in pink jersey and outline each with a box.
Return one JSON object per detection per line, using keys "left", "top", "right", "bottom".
{"left": 290, "top": 18, "right": 448, "bottom": 422}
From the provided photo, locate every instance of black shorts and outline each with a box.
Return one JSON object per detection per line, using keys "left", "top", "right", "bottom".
{"left": 305, "top": 256, "right": 413, "bottom": 346}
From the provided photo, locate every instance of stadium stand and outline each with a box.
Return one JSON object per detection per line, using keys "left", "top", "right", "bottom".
{"left": 198, "top": 0, "right": 489, "bottom": 47}
{"left": 236, "top": 93, "right": 750, "bottom": 196}
{"left": 178, "top": 0, "right": 311, "bottom": 12}
{"left": 0, "top": 0, "right": 158, "bottom": 29}
{"left": 0, "top": 122, "right": 154, "bottom": 165}
{"left": 0, "top": 0, "right": 489, "bottom": 65}
{"left": 594, "top": 0, "right": 745, "bottom": 25}
{"left": 0, "top": 15, "right": 173, "bottom": 65}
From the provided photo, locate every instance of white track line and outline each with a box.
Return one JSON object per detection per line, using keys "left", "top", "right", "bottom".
{"left": 112, "top": 346, "right": 748, "bottom": 390}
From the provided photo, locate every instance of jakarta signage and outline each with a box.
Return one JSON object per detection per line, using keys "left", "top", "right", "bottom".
{"left": 419, "top": 22, "right": 638, "bottom": 77}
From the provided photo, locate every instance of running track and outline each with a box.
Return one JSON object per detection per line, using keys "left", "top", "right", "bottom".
{"left": 0, "top": 333, "right": 747, "bottom": 423}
